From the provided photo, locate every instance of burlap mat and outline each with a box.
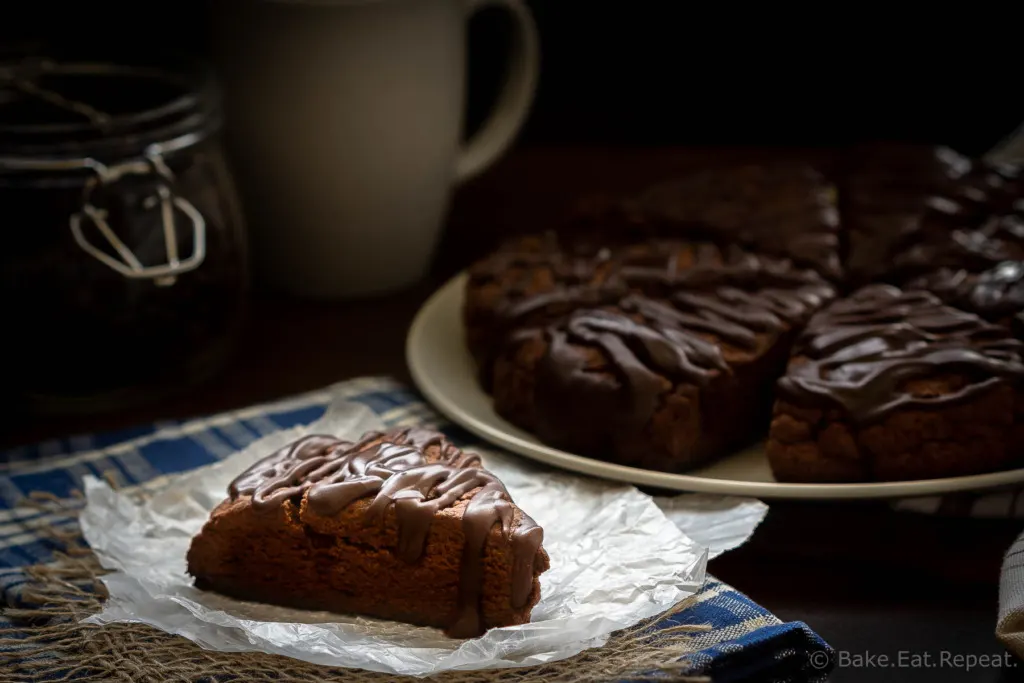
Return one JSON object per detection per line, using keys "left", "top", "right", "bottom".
{"left": 0, "top": 494, "right": 712, "bottom": 683}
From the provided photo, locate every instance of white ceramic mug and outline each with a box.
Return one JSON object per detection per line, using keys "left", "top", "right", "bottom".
{"left": 213, "top": 0, "right": 539, "bottom": 297}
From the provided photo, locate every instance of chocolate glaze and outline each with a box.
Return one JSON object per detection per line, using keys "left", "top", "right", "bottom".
{"left": 464, "top": 232, "right": 626, "bottom": 379}
{"left": 843, "top": 145, "right": 1024, "bottom": 285}
{"left": 471, "top": 241, "right": 836, "bottom": 411}
{"left": 907, "top": 261, "right": 1024, "bottom": 325}
{"left": 228, "top": 427, "right": 543, "bottom": 638}
{"left": 533, "top": 276, "right": 834, "bottom": 448}
{"left": 778, "top": 285, "right": 1024, "bottom": 424}
{"left": 890, "top": 212, "right": 1024, "bottom": 278}
{"left": 471, "top": 238, "right": 835, "bottom": 467}
{"left": 475, "top": 239, "right": 829, "bottom": 340}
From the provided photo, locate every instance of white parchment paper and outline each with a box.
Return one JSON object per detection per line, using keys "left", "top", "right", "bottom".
{"left": 79, "top": 393, "right": 765, "bottom": 676}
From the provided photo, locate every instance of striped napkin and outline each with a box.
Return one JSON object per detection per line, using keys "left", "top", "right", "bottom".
{"left": 1, "top": 376, "right": 833, "bottom": 682}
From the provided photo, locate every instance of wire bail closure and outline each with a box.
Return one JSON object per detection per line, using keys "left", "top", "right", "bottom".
{"left": 0, "top": 58, "right": 210, "bottom": 287}
{"left": 0, "top": 148, "right": 207, "bottom": 287}
{"left": 67, "top": 151, "right": 207, "bottom": 287}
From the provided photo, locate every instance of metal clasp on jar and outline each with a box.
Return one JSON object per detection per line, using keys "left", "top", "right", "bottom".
{"left": 69, "top": 151, "right": 206, "bottom": 287}
{"left": 0, "top": 145, "right": 207, "bottom": 287}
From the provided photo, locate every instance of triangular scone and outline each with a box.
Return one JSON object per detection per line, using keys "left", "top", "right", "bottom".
{"left": 187, "top": 428, "right": 549, "bottom": 638}
{"left": 469, "top": 240, "right": 836, "bottom": 472}
{"left": 768, "top": 285, "right": 1024, "bottom": 482}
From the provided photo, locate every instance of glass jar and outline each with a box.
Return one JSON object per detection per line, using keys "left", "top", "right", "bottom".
{"left": 0, "top": 56, "right": 248, "bottom": 415}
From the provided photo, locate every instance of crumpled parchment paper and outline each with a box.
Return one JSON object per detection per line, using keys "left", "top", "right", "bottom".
{"left": 79, "top": 393, "right": 766, "bottom": 676}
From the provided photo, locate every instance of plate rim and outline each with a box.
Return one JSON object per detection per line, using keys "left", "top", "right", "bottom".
{"left": 406, "top": 271, "right": 1024, "bottom": 500}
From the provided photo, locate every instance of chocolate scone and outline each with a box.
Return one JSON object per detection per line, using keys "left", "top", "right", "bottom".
{"left": 842, "top": 144, "right": 1024, "bottom": 286}
{"left": 633, "top": 162, "right": 842, "bottom": 280}
{"left": 487, "top": 246, "right": 835, "bottom": 471}
{"left": 905, "top": 261, "right": 1024, "bottom": 330}
{"left": 882, "top": 210, "right": 1024, "bottom": 287}
{"left": 466, "top": 236, "right": 831, "bottom": 379}
{"left": 187, "top": 427, "right": 549, "bottom": 638}
{"left": 464, "top": 232, "right": 626, "bottom": 377}
{"left": 767, "top": 285, "right": 1024, "bottom": 483}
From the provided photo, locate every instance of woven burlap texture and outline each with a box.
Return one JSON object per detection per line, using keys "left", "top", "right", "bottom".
{"left": 1, "top": 492, "right": 713, "bottom": 683}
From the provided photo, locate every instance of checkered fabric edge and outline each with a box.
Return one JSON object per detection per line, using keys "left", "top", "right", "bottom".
{"left": 0, "top": 376, "right": 833, "bottom": 682}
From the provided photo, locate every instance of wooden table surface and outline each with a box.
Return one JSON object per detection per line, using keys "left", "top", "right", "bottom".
{"left": 5, "top": 146, "right": 1024, "bottom": 682}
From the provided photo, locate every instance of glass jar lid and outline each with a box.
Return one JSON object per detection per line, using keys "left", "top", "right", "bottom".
{"left": 0, "top": 54, "right": 219, "bottom": 160}
{"left": 0, "top": 54, "right": 221, "bottom": 286}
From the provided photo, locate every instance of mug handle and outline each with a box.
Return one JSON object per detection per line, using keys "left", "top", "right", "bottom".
{"left": 455, "top": 0, "right": 539, "bottom": 183}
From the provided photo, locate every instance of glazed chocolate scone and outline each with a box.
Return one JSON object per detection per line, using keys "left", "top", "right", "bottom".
{"left": 187, "top": 427, "right": 549, "bottom": 638}
{"left": 465, "top": 235, "right": 830, "bottom": 378}
{"left": 466, "top": 161, "right": 839, "bottom": 367}
{"left": 464, "top": 232, "right": 626, "bottom": 376}
{"left": 767, "top": 285, "right": 1024, "bottom": 483}
{"left": 905, "top": 261, "right": 1024, "bottom": 330}
{"left": 842, "top": 144, "right": 1024, "bottom": 286}
{"left": 888, "top": 212, "right": 1024, "bottom": 280}
{"left": 486, "top": 246, "right": 835, "bottom": 471}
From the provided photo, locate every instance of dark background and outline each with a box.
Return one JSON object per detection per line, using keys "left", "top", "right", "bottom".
{"left": 2, "top": 1, "right": 1022, "bottom": 155}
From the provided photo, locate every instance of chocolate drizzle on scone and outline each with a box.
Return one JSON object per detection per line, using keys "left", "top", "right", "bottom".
{"left": 843, "top": 144, "right": 1024, "bottom": 286}
{"left": 463, "top": 150, "right": 1024, "bottom": 482}
{"left": 478, "top": 244, "right": 839, "bottom": 471}
{"left": 890, "top": 212, "right": 1024, "bottom": 278}
{"left": 228, "top": 428, "right": 544, "bottom": 638}
{"left": 535, "top": 282, "right": 835, "bottom": 435}
{"left": 470, "top": 239, "right": 831, "bottom": 344}
{"left": 468, "top": 235, "right": 839, "bottom": 471}
{"left": 540, "top": 303, "right": 729, "bottom": 438}
{"left": 906, "top": 261, "right": 1024, "bottom": 328}
{"left": 777, "top": 285, "right": 1024, "bottom": 424}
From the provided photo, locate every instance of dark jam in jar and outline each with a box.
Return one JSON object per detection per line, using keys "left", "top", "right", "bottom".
{"left": 0, "top": 57, "right": 248, "bottom": 414}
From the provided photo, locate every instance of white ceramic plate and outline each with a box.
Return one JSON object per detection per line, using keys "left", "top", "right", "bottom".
{"left": 406, "top": 272, "right": 1024, "bottom": 500}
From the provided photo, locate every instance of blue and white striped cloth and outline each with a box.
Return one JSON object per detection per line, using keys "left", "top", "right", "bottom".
{"left": 0, "top": 376, "right": 833, "bottom": 682}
